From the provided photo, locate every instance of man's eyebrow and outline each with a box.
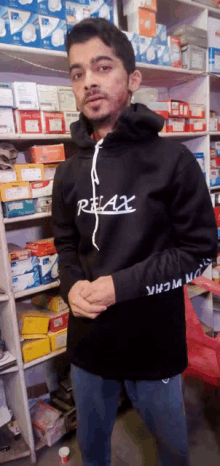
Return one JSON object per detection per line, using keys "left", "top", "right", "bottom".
{"left": 69, "top": 55, "right": 114, "bottom": 73}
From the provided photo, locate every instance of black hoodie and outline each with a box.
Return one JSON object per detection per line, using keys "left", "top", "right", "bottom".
{"left": 52, "top": 103, "right": 217, "bottom": 380}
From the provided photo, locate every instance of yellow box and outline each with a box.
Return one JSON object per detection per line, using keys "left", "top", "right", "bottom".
{"left": 48, "top": 329, "right": 67, "bottom": 351}
{"left": 32, "top": 294, "right": 68, "bottom": 313}
{"left": 14, "top": 164, "right": 45, "bottom": 182}
{"left": 22, "top": 337, "right": 50, "bottom": 363}
{"left": 0, "top": 181, "right": 31, "bottom": 202}
{"left": 18, "top": 311, "right": 50, "bottom": 335}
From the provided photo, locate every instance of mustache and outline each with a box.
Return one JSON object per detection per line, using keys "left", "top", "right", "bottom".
{"left": 84, "top": 90, "right": 108, "bottom": 104}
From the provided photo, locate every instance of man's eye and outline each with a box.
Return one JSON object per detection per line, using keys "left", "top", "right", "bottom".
{"left": 98, "top": 66, "right": 111, "bottom": 72}
{"left": 72, "top": 73, "right": 82, "bottom": 81}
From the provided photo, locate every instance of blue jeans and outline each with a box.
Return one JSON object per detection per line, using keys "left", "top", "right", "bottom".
{"left": 70, "top": 365, "right": 190, "bottom": 466}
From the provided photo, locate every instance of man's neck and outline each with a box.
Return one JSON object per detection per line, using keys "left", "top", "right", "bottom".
{"left": 92, "top": 123, "right": 113, "bottom": 141}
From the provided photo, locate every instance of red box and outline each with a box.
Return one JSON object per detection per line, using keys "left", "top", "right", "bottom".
{"left": 26, "top": 238, "right": 56, "bottom": 256}
{"left": 165, "top": 118, "right": 185, "bottom": 132}
{"left": 189, "top": 104, "right": 205, "bottom": 119}
{"left": 178, "top": 102, "right": 190, "bottom": 118}
{"left": 15, "top": 110, "right": 42, "bottom": 134}
{"left": 41, "top": 112, "right": 65, "bottom": 134}
{"left": 214, "top": 206, "right": 220, "bottom": 227}
{"left": 28, "top": 144, "right": 65, "bottom": 163}
{"left": 185, "top": 119, "right": 206, "bottom": 132}
{"left": 163, "top": 100, "right": 179, "bottom": 117}
{"left": 168, "top": 36, "right": 182, "bottom": 68}
{"left": 48, "top": 310, "right": 69, "bottom": 333}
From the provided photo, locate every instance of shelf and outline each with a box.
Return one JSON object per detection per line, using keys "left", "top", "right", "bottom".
{"left": 210, "top": 132, "right": 220, "bottom": 136}
{"left": 0, "top": 133, "right": 71, "bottom": 141}
{"left": 0, "top": 435, "right": 30, "bottom": 464}
{"left": 137, "top": 62, "right": 204, "bottom": 87}
{"left": 210, "top": 186, "right": 220, "bottom": 191}
{"left": 0, "top": 365, "right": 18, "bottom": 375}
{"left": 182, "top": 0, "right": 220, "bottom": 14}
{"left": 24, "top": 347, "right": 67, "bottom": 369}
{"left": 160, "top": 131, "right": 207, "bottom": 138}
{"left": 192, "top": 276, "right": 220, "bottom": 296}
{"left": 187, "top": 284, "right": 209, "bottom": 299}
{"left": 4, "top": 212, "right": 52, "bottom": 224}
{"left": 14, "top": 280, "right": 60, "bottom": 299}
{"left": 0, "top": 293, "right": 9, "bottom": 302}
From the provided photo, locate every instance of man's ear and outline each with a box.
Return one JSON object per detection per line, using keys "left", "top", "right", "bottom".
{"left": 128, "top": 69, "right": 142, "bottom": 93}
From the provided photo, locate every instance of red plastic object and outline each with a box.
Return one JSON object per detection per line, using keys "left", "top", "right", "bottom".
{"left": 183, "top": 283, "right": 220, "bottom": 385}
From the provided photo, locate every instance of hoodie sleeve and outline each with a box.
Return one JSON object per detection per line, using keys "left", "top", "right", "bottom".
{"left": 52, "top": 166, "right": 85, "bottom": 304}
{"left": 112, "top": 152, "right": 218, "bottom": 302}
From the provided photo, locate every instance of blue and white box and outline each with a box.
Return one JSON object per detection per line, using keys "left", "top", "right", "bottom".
{"left": 139, "top": 36, "right": 158, "bottom": 65}
{"left": 122, "top": 31, "right": 139, "bottom": 61}
{"left": 193, "top": 152, "right": 206, "bottom": 178}
{"left": 2, "top": 199, "right": 36, "bottom": 218}
{"left": 38, "top": 253, "right": 59, "bottom": 284}
{"left": 209, "top": 47, "right": 220, "bottom": 74}
{"left": 8, "top": 9, "right": 41, "bottom": 48}
{"left": 65, "top": 1, "right": 90, "bottom": 32}
{"left": 157, "top": 44, "right": 171, "bottom": 66}
{"left": 210, "top": 169, "right": 220, "bottom": 187}
{"left": 90, "top": 0, "right": 114, "bottom": 24}
{"left": 12, "top": 269, "right": 41, "bottom": 292}
{"left": 156, "top": 23, "right": 167, "bottom": 46}
{"left": 0, "top": 6, "right": 10, "bottom": 44}
{"left": 0, "top": 83, "right": 14, "bottom": 107}
{"left": 10, "top": 256, "right": 39, "bottom": 277}
{"left": 7, "top": 0, "right": 38, "bottom": 13}
{"left": 38, "top": 0, "right": 66, "bottom": 20}
{"left": 39, "top": 15, "right": 66, "bottom": 50}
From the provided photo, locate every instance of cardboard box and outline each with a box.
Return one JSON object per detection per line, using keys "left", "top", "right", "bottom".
{"left": 26, "top": 238, "right": 56, "bottom": 256}
{"left": 127, "top": 8, "right": 156, "bottom": 37}
{"left": 27, "top": 144, "right": 65, "bottom": 163}
{"left": 209, "top": 47, "right": 220, "bottom": 73}
{"left": 7, "top": 0, "right": 38, "bottom": 12}
{"left": 15, "top": 164, "right": 44, "bottom": 182}
{"left": 3, "top": 199, "right": 35, "bottom": 218}
{"left": 47, "top": 309, "right": 69, "bottom": 333}
{"left": 12, "top": 269, "right": 41, "bottom": 292}
{"left": 194, "top": 152, "right": 205, "bottom": 173}
{"left": 0, "top": 170, "right": 16, "bottom": 183}
{"left": 181, "top": 44, "right": 206, "bottom": 71}
{"left": 168, "top": 36, "right": 182, "bottom": 68}
{"left": 65, "top": 1, "right": 90, "bottom": 31}
{"left": 189, "top": 104, "right": 205, "bottom": 119}
{"left": 8, "top": 9, "right": 41, "bottom": 48}
{"left": 210, "top": 169, "right": 220, "bottom": 187}
{"left": 37, "top": 85, "right": 59, "bottom": 112}
{"left": 185, "top": 119, "right": 206, "bottom": 132}
{"left": 34, "top": 196, "right": 52, "bottom": 213}
{"left": 64, "top": 111, "right": 80, "bottom": 133}
{"left": 157, "top": 44, "right": 171, "bottom": 66}
{"left": 147, "top": 101, "right": 169, "bottom": 119}
{"left": 208, "top": 17, "right": 220, "bottom": 48}
{"left": 41, "top": 111, "right": 65, "bottom": 134}
{"left": 17, "top": 303, "right": 50, "bottom": 335}
{"left": 8, "top": 243, "right": 31, "bottom": 262}
{"left": 32, "top": 293, "right": 68, "bottom": 313}
{"left": 12, "top": 82, "right": 39, "bottom": 111}
{"left": 38, "top": 253, "right": 59, "bottom": 285}
{"left": 31, "top": 180, "right": 53, "bottom": 198}
{"left": 39, "top": 15, "right": 66, "bottom": 51}
{"left": 162, "top": 100, "right": 180, "bottom": 117}
{"left": 138, "top": 35, "right": 157, "bottom": 64}
{"left": 38, "top": 0, "right": 66, "bottom": 19}
{"left": 57, "top": 86, "right": 76, "bottom": 112}
{"left": 165, "top": 118, "right": 185, "bottom": 132}
{"left": 0, "top": 108, "right": 15, "bottom": 134}
{"left": 210, "top": 118, "right": 218, "bottom": 132}
{"left": 43, "top": 163, "right": 58, "bottom": 180}
{"left": 22, "top": 336, "right": 50, "bottom": 363}
{"left": 48, "top": 328, "right": 67, "bottom": 351}
{"left": 10, "top": 255, "right": 38, "bottom": 276}
{"left": 0, "top": 181, "right": 31, "bottom": 202}
{"left": 90, "top": 0, "right": 115, "bottom": 23}
{"left": 27, "top": 382, "right": 50, "bottom": 411}
{"left": 123, "top": 0, "right": 157, "bottom": 15}
{"left": 156, "top": 23, "right": 167, "bottom": 46}
{"left": 0, "top": 6, "right": 11, "bottom": 45}
{"left": 0, "top": 83, "right": 14, "bottom": 107}
{"left": 14, "top": 110, "right": 42, "bottom": 134}
{"left": 31, "top": 400, "right": 65, "bottom": 447}
{"left": 211, "top": 141, "right": 220, "bottom": 156}
{"left": 122, "top": 31, "right": 140, "bottom": 60}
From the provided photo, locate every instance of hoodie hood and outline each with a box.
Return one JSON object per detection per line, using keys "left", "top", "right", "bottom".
{"left": 70, "top": 103, "right": 164, "bottom": 149}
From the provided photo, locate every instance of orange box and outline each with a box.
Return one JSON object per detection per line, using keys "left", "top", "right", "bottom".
{"left": 127, "top": 8, "right": 156, "bottom": 37}
{"left": 26, "top": 238, "right": 56, "bottom": 256}
{"left": 185, "top": 119, "right": 206, "bottom": 132}
{"left": 0, "top": 181, "right": 31, "bottom": 202}
{"left": 15, "top": 164, "right": 45, "bottom": 182}
{"left": 27, "top": 144, "right": 65, "bottom": 163}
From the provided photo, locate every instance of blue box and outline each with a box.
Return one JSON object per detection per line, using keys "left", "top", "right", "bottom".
{"left": 139, "top": 36, "right": 158, "bottom": 65}
{"left": 156, "top": 23, "right": 167, "bottom": 46}
{"left": 90, "top": 0, "right": 114, "bottom": 24}
{"left": 38, "top": 0, "right": 66, "bottom": 19}
{"left": 0, "top": 7, "right": 11, "bottom": 44}
{"left": 8, "top": 9, "right": 41, "bottom": 48}
{"left": 10, "top": 256, "right": 39, "bottom": 277}
{"left": 209, "top": 47, "right": 220, "bottom": 74}
{"left": 38, "top": 253, "right": 58, "bottom": 284}
{"left": 157, "top": 44, "right": 171, "bottom": 66}
{"left": 39, "top": 15, "right": 66, "bottom": 50}
{"left": 122, "top": 31, "right": 139, "bottom": 61}
{"left": 2, "top": 199, "right": 36, "bottom": 218}
{"left": 12, "top": 269, "right": 41, "bottom": 292}
{"left": 6, "top": 0, "right": 38, "bottom": 12}
{"left": 65, "top": 0, "right": 90, "bottom": 32}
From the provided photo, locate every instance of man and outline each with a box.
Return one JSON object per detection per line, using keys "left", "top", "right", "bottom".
{"left": 52, "top": 17, "right": 217, "bottom": 466}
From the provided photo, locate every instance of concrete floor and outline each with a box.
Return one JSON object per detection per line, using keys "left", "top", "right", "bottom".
{"left": 11, "top": 376, "right": 220, "bottom": 466}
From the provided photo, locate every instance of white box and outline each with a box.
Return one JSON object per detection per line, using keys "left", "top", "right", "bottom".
{"left": 157, "top": 44, "right": 171, "bottom": 66}
{"left": 211, "top": 141, "right": 220, "bottom": 156}
{"left": 64, "top": 111, "right": 79, "bottom": 132}
{"left": 12, "top": 270, "right": 41, "bottom": 292}
{"left": 139, "top": 36, "right": 158, "bottom": 64}
{"left": 0, "top": 83, "right": 13, "bottom": 108}
{"left": 57, "top": 86, "right": 76, "bottom": 112}
{"left": 10, "top": 256, "right": 39, "bottom": 277}
{"left": 0, "top": 108, "right": 15, "bottom": 134}
{"left": 0, "top": 170, "right": 16, "bottom": 183}
{"left": 31, "top": 180, "right": 53, "bottom": 198}
{"left": 210, "top": 118, "right": 218, "bottom": 132}
{"left": 90, "top": 0, "right": 115, "bottom": 24}
{"left": 132, "top": 86, "right": 158, "bottom": 105}
{"left": 122, "top": 31, "right": 139, "bottom": 60}
{"left": 37, "top": 85, "right": 59, "bottom": 112}
{"left": 181, "top": 44, "right": 206, "bottom": 71}
{"left": 39, "top": 15, "right": 66, "bottom": 51}
{"left": 12, "top": 82, "right": 39, "bottom": 111}
{"left": 65, "top": 1, "right": 90, "bottom": 31}
{"left": 8, "top": 9, "right": 41, "bottom": 48}
{"left": 38, "top": 0, "right": 66, "bottom": 19}
{"left": 156, "top": 23, "right": 167, "bottom": 46}
{"left": 7, "top": 0, "right": 38, "bottom": 12}
{"left": 38, "top": 253, "right": 58, "bottom": 284}
{"left": 208, "top": 17, "right": 220, "bottom": 49}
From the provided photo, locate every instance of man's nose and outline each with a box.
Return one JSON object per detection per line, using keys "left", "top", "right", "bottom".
{"left": 84, "top": 70, "right": 99, "bottom": 90}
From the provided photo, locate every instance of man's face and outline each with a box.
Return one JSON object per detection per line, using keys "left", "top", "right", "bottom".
{"left": 68, "top": 37, "right": 132, "bottom": 124}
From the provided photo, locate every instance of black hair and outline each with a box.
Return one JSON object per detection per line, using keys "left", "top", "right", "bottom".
{"left": 65, "top": 17, "right": 135, "bottom": 75}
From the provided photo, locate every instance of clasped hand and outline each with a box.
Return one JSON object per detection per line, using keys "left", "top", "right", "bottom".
{"left": 68, "top": 276, "right": 116, "bottom": 319}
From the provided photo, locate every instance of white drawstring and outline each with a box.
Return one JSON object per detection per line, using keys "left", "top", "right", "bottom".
{"left": 91, "top": 138, "right": 103, "bottom": 250}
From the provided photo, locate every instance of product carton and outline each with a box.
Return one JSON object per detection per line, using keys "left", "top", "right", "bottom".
{"left": 22, "top": 336, "right": 50, "bottom": 363}
{"left": 0, "top": 83, "right": 13, "bottom": 107}
{"left": 12, "top": 82, "right": 39, "bottom": 111}
{"left": 15, "top": 164, "right": 44, "bottom": 182}
{"left": 65, "top": 0, "right": 90, "bottom": 31}
{"left": 43, "top": 163, "right": 58, "bottom": 180}
{"left": 210, "top": 118, "right": 218, "bottom": 131}
{"left": 208, "top": 17, "right": 220, "bottom": 48}
{"left": 0, "top": 170, "right": 16, "bottom": 183}
{"left": 156, "top": 23, "right": 167, "bottom": 46}
{"left": 37, "top": 85, "right": 59, "bottom": 112}
{"left": 0, "top": 6, "right": 11, "bottom": 45}
{"left": 8, "top": 9, "right": 41, "bottom": 48}
{"left": 165, "top": 118, "right": 185, "bottom": 133}
{"left": 8, "top": 243, "right": 31, "bottom": 262}
{"left": 31, "top": 180, "right": 53, "bottom": 198}
{"left": 210, "top": 169, "right": 220, "bottom": 187}
{"left": 123, "top": 0, "right": 157, "bottom": 15}
{"left": 189, "top": 103, "right": 205, "bottom": 119}
{"left": 139, "top": 35, "right": 157, "bottom": 64}
{"left": 122, "top": 31, "right": 140, "bottom": 60}
{"left": 41, "top": 111, "right": 65, "bottom": 134}
{"left": 167, "top": 36, "right": 182, "bottom": 68}
{"left": 162, "top": 99, "right": 180, "bottom": 117}
{"left": 14, "top": 110, "right": 42, "bottom": 134}
{"left": 185, "top": 119, "right": 206, "bottom": 132}
{"left": 147, "top": 101, "right": 169, "bottom": 119}
{"left": 17, "top": 303, "right": 50, "bottom": 334}
{"left": 127, "top": 8, "right": 156, "bottom": 37}
{"left": 26, "top": 237, "right": 56, "bottom": 256}
{"left": 2, "top": 199, "right": 35, "bottom": 218}
{"left": 0, "top": 181, "right": 31, "bottom": 202}
{"left": 7, "top": 0, "right": 38, "bottom": 12}
{"left": 57, "top": 86, "right": 76, "bottom": 112}
{"left": 48, "top": 328, "right": 67, "bottom": 351}
{"left": 90, "top": 0, "right": 115, "bottom": 23}
{"left": 10, "top": 256, "right": 39, "bottom": 276}
{"left": 194, "top": 152, "right": 205, "bottom": 175}
{"left": 34, "top": 196, "right": 52, "bottom": 213}
{"left": 38, "top": 253, "right": 59, "bottom": 284}
{"left": 0, "top": 108, "right": 15, "bottom": 134}
{"left": 209, "top": 47, "right": 220, "bottom": 73}
{"left": 12, "top": 269, "right": 41, "bottom": 292}
{"left": 38, "top": 15, "right": 66, "bottom": 51}
{"left": 31, "top": 400, "right": 65, "bottom": 446}
{"left": 157, "top": 44, "right": 171, "bottom": 66}
{"left": 27, "top": 144, "right": 65, "bottom": 163}
{"left": 47, "top": 309, "right": 69, "bottom": 333}
{"left": 32, "top": 292, "right": 68, "bottom": 312}
{"left": 211, "top": 141, "right": 220, "bottom": 156}
{"left": 181, "top": 44, "right": 206, "bottom": 71}
{"left": 37, "top": 0, "right": 66, "bottom": 19}
{"left": 63, "top": 111, "right": 80, "bottom": 132}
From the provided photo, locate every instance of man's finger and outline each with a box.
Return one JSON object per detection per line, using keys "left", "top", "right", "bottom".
{"left": 70, "top": 294, "right": 106, "bottom": 313}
